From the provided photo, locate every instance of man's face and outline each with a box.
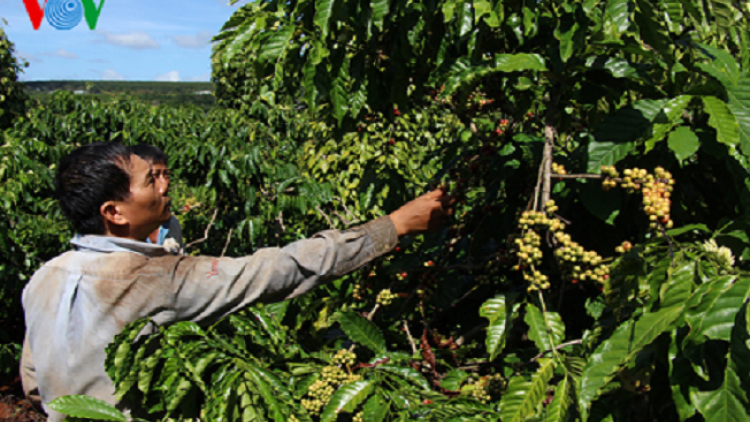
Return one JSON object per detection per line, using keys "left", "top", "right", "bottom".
{"left": 151, "top": 161, "right": 171, "bottom": 196}
{"left": 118, "top": 155, "right": 171, "bottom": 240}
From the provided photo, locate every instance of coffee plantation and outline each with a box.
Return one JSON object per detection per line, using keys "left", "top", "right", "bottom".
{"left": 2, "top": 0, "right": 750, "bottom": 420}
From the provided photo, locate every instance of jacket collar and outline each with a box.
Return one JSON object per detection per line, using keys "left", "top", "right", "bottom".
{"left": 71, "top": 234, "right": 172, "bottom": 257}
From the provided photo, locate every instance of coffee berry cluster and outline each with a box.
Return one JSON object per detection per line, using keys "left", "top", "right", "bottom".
{"left": 601, "top": 165, "right": 620, "bottom": 190}
{"left": 524, "top": 269, "right": 551, "bottom": 291}
{"left": 512, "top": 208, "right": 565, "bottom": 291}
{"left": 518, "top": 209, "right": 565, "bottom": 232}
{"left": 353, "top": 411, "right": 365, "bottom": 422}
{"left": 514, "top": 229, "right": 543, "bottom": 267}
{"left": 376, "top": 289, "right": 397, "bottom": 306}
{"left": 472, "top": 383, "right": 491, "bottom": 404}
{"left": 301, "top": 363, "right": 361, "bottom": 415}
{"left": 553, "top": 231, "right": 609, "bottom": 284}
{"left": 353, "top": 269, "right": 377, "bottom": 300}
{"left": 469, "top": 374, "right": 505, "bottom": 404}
{"left": 545, "top": 200, "right": 559, "bottom": 214}
{"left": 552, "top": 162, "right": 567, "bottom": 175}
{"left": 601, "top": 166, "right": 675, "bottom": 230}
{"left": 476, "top": 252, "right": 506, "bottom": 285}
{"left": 641, "top": 167, "right": 675, "bottom": 230}
{"left": 331, "top": 349, "right": 357, "bottom": 367}
{"left": 615, "top": 241, "right": 633, "bottom": 254}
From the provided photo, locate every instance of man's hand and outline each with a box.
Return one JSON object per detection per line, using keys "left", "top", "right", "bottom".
{"left": 389, "top": 188, "right": 457, "bottom": 237}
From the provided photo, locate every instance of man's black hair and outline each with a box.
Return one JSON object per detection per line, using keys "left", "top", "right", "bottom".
{"left": 131, "top": 144, "right": 168, "bottom": 165}
{"left": 55, "top": 142, "right": 132, "bottom": 235}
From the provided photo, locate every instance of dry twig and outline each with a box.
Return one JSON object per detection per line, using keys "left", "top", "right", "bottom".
{"left": 315, "top": 205, "right": 336, "bottom": 229}
{"left": 220, "top": 228, "right": 233, "bottom": 257}
{"left": 185, "top": 208, "right": 219, "bottom": 249}
{"left": 333, "top": 210, "right": 355, "bottom": 226}
{"left": 403, "top": 320, "right": 418, "bottom": 355}
{"left": 540, "top": 98, "right": 559, "bottom": 209}
{"left": 277, "top": 211, "right": 286, "bottom": 233}
{"left": 333, "top": 196, "right": 360, "bottom": 224}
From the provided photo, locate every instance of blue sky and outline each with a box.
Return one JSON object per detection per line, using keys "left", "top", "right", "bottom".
{"left": 0, "top": 0, "right": 249, "bottom": 81}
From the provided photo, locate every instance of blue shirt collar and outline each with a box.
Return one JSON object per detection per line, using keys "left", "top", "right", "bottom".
{"left": 71, "top": 234, "right": 172, "bottom": 257}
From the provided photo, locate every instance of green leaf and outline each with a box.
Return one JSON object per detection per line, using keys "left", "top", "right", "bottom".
{"left": 634, "top": 0, "right": 671, "bottom": 58}
{"left": 362, "top": 393, "right": 388, "bottom": 422}
{"left": 692, "top": 357, "right": 749, "bottom": 422}
{"left": 555, "top": 14, "right": 581, "bottom": 62}
{"left": 663, "top": 0, "right": 683, "bottom": 32}
{"left": 371, "top": 0, "right": 390, "bottom": 31}
{"left": 668, "top": 126, "right": 701, "bottom": 162}
{"left": 47, "top": 395, "right": 127, "bottom": 422}
{"left": 374, "top": 365, "right": 431, "bottom": 390}
{"left": 473, "top": 0, "right": 493, "bottom": 24}
{"left": 500, "top": 358, "right": 557, "bottom": 422}
{"left": 259, "top": 26, "right": 294, "bottom": 64}
{"left": 585, "top": 56, "right": 637, "bottom": 79}
{"left": 660, "top": 262, "right": 695, "bottom": 309}
{"left": 331, "top": 58, "right": 350, "bottom": 125}
{"left": 479, "top": 295, "right": 510, "bottom": 360}
{"left": 645, "top": 95, "right": 693, "bottom": 152}
{"left": 696, "top": 43, "right": 740, "bottom": 86}
{"left": 336, "top": 312, "right": 387, "bottom": 353}
{"left": 314, "top": 0, "right": 336, "bottom": 39}
{"left": 667, "top": 223, "right": 710, "bottom": 237}
{"left": 223, "top": 23, "right": 255, "bottom": 64}
{"left": 703, "top": 96, "right": 740, "bottom": 147}
{"left": 440, "top": 54, "right": 546, "bottom": 97}
{"left": 442, "top": 369, "right": 469, "bottom": 391}
{"left": 545, "top": 375, "right": 573, "bottom": 422}
{"left": 493, "top": 53, "right": 547, "bottom": 72}
{"left": 303, "top": 56, "right": 319, "bottom": 107}
{"left": 456, "top": 2, "right": 474, "bottom": 38}
{"left": 579, "top": 180, "right": 621, "bottom": 225}
{"left": 319, "top": 380, "right": 374, "bottom": 422}
{"left": 683, "top": 277, "right": 750, "bottom": 347}
{"left": 578, "top": 305, "right": 684, "bottom": 419}
{"left": 668, "top": 332, "right": 698, "bottom": 421}
{"left": 588, "top": 100, "right": 667, "bottom": 172}
{"left": 707, "top": 0, "right": 735, "bottom": 35}
{"left": 725, "top": 74, "right": 750, "bottom": 153}
{"left": 525, "top": 303, "right": 565, "bottom": 352}
{"left": 605, "top": 0, "right": 631, "bottom": 34}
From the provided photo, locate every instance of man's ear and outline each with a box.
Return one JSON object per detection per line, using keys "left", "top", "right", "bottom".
{"left": 100, "top": 201, "right": 128, "bottom": 226}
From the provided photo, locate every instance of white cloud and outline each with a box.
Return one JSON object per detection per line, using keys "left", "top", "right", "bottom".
{"left": 155, "top": 71, "right": 180, "bottom": 82}
{"left": 97, "top": 30, "right": 160, "bottom": 50}
{"left": 45, "top": 48, "right": 79, "bottom": 59}
{"left": 172, "top": 31, "right": 212, "bottom": 49}
{"left": 101, "top": 69, "right": 125, "bottom": 81}
{"left": 16, "top": 50, "right": 43, "bottom": 63}
{"left": 190, "top": 73, "right": 211, "bottom": 82}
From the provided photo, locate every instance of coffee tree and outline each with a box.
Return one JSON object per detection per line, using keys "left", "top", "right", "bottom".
{"left": 0, "top": 26, "right": 28, "bottom": 131}
{"left": 9, "top": 0, "right": 750, "bottom": 421}
{"left": 193, "top": 0, "right": 750, "bottom": 420}
{"left": 0, "top": 25, "right": 31, "bottom": 375}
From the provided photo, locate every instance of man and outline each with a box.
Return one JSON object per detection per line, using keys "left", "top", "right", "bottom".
{"left": 20, "top": 142, "right": 455, "bottom": 421}
{"left": 130, "top": 144, "right": 183, "bottom": 252}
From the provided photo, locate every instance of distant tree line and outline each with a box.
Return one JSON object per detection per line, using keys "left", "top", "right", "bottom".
{"left": 24, "top": 81, "right": 216, "bottom": 110}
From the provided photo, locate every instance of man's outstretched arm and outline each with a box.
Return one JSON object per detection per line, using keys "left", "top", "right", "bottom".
{"left": 167, "top": 189, "right": 455, "bottom": 326}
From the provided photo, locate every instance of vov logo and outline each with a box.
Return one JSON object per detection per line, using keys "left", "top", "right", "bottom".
{"left": 22, "top": 0, "right": 105, "bottom": 30}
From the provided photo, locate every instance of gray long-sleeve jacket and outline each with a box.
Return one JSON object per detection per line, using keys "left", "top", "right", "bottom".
{"left": 21, "top": 216, "right": 398, "bottom": 421}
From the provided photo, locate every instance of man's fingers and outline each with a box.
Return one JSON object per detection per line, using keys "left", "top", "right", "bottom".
{"left": 438, "top": 194, "right": 457, "bottom": 208}
{"left": 425, "top": 189, "right": 444, "bottom": 199}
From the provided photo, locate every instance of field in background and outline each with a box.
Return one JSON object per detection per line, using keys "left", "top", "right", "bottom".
{"left": 24, "top": 81, "right": 216, "bottom": 109}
